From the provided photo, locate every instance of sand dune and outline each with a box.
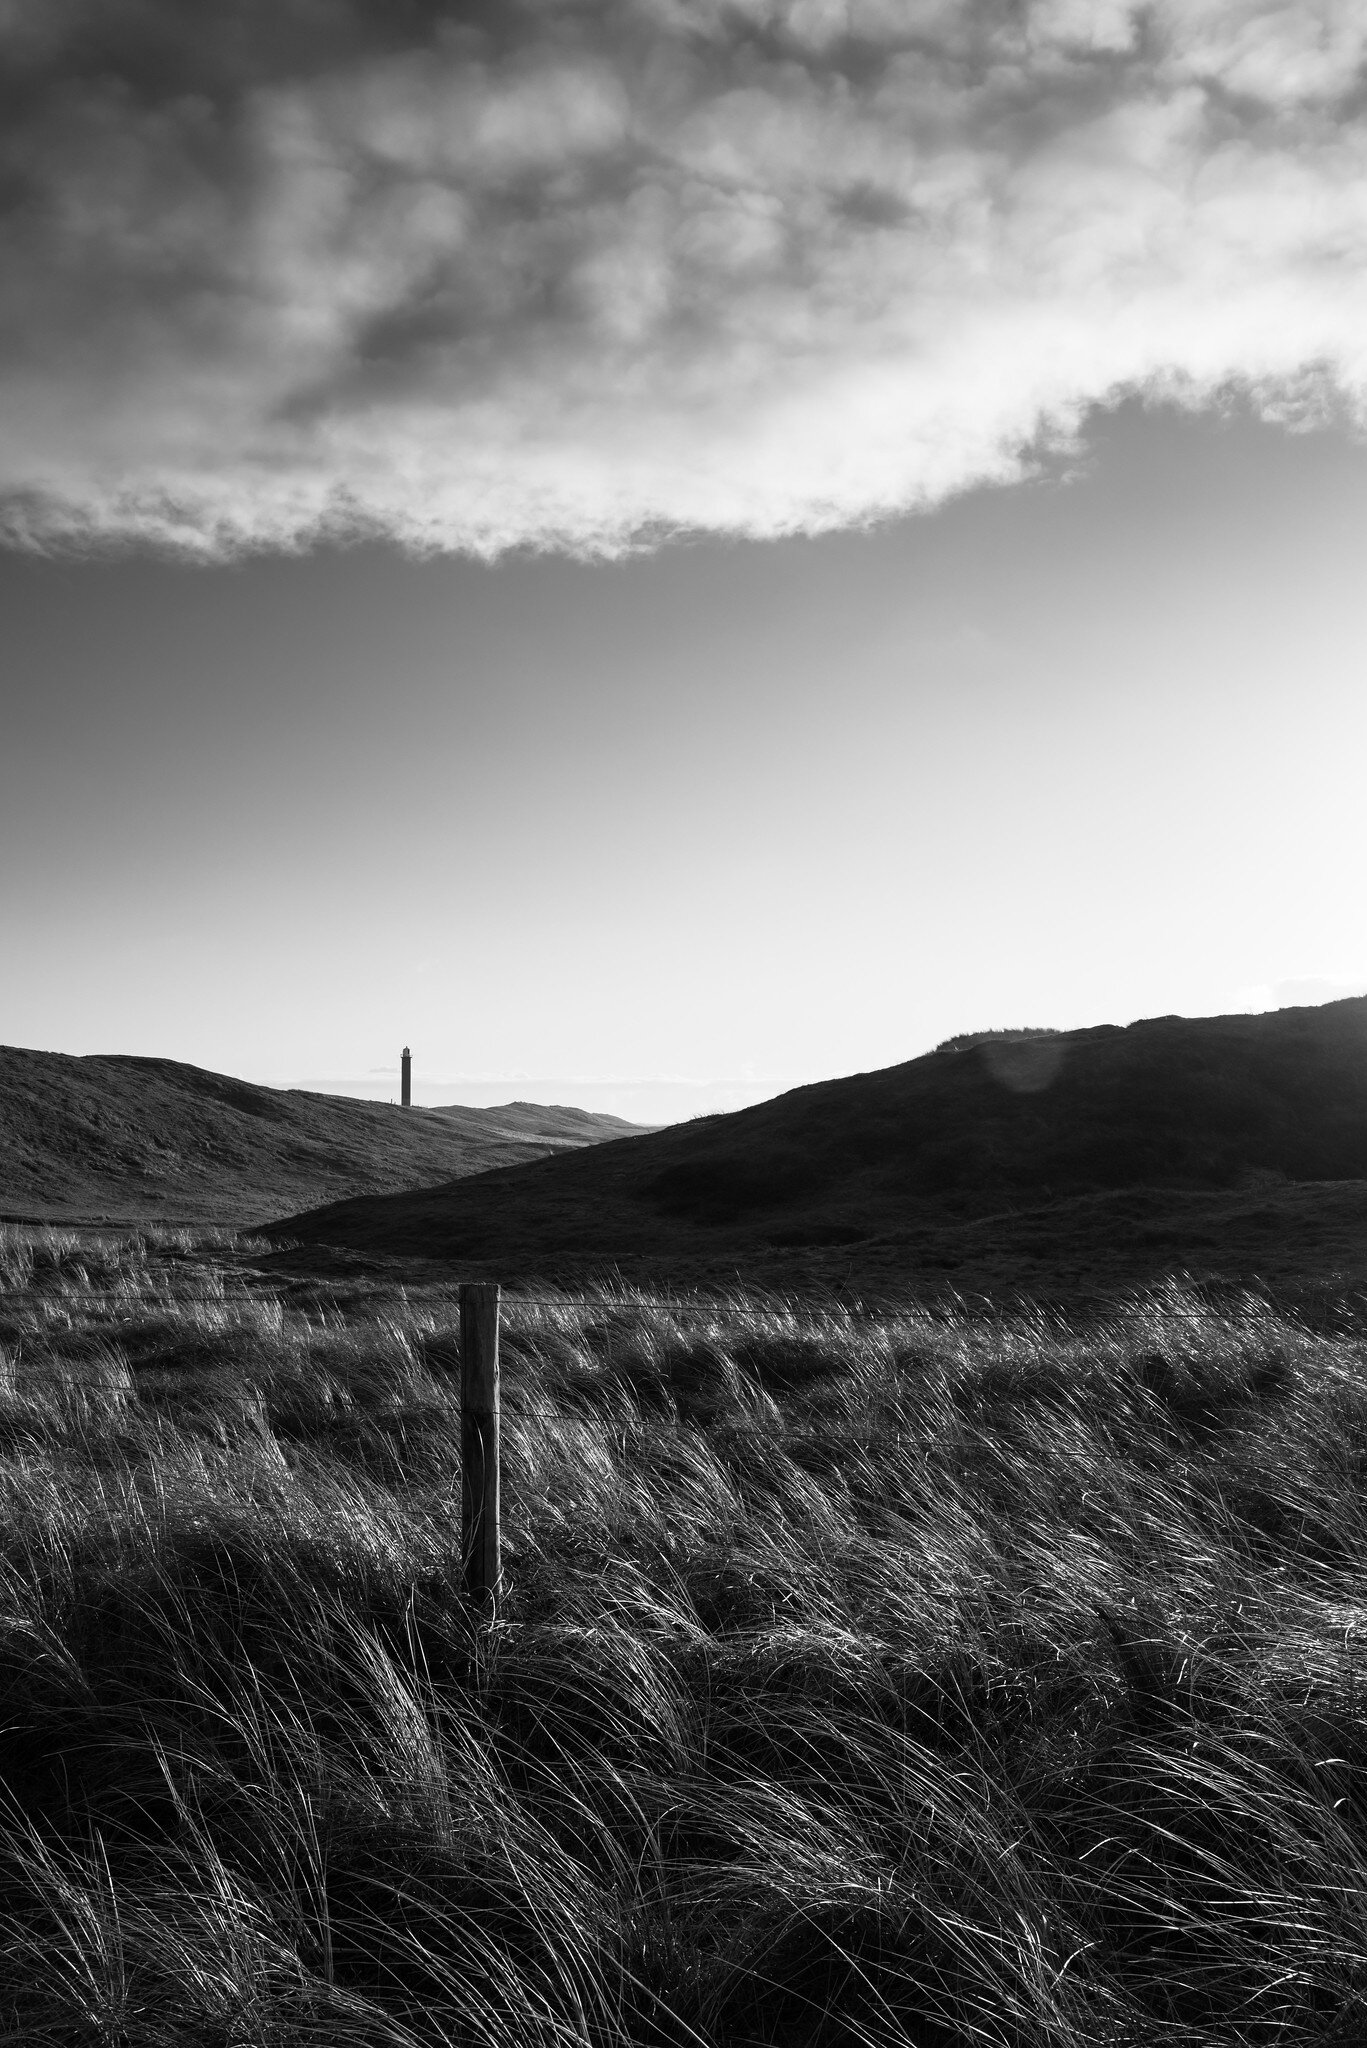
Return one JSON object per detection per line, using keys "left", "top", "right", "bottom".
{"left": 0, "top": 1046, "right": 644, "bottom": 1227}
{"left": 270, "top": 999, "right": 1367, "bottom": 1302}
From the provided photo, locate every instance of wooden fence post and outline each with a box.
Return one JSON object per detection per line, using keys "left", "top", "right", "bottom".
{"left": 459, "top": 1282, "right": 501, "bottom": 1616}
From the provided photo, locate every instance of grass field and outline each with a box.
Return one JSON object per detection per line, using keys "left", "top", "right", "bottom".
{"left": 2, "top": 1226, "right": 1366, "bottom": 2046}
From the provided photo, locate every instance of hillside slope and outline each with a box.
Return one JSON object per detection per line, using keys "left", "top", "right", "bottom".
{"left": 0, "top": 1046, "right": 643, "bottom": 1226}
{"left": 269, "top": 998, "right": 1367, "bottom": 1296}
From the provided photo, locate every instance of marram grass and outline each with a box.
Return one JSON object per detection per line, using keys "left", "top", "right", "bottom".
{"left": 0, "top": 1226, "right": 1365, "bottom": 2045}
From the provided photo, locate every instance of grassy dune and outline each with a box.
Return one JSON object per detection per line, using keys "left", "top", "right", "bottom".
{"left": 0, "top": 1043, "right": 644, "bottom": 1228}
{"left": 271, "top": 998, "right": 1367, "bottom": 1302}
{"left": 1, "top": 1229, "right": 1366, "bottom": 2045}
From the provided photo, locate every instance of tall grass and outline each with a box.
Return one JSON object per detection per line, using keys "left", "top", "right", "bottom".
{"left": 0, "top": 1225, "right": 1365, "bottom": 2044}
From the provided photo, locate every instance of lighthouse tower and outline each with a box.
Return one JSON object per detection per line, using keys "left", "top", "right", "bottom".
{"left": 401, "top": 1047, "right": 411, "bottom": 1108}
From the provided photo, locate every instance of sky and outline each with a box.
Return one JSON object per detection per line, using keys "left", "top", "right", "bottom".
{"left": 3, "top": 1, "right": 1367, "bottom": 1124}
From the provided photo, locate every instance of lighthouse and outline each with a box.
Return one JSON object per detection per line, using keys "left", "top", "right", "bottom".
{"left": 401, "top": 1046, "right": 411, "bottom": 1108}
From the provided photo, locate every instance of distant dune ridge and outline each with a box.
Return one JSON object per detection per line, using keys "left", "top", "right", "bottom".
{"left": 270, "top": 999, "right": 1367, "bottom": 1298}
{"left": 0, "top": 1047, "right": 644, "bottom": 1226}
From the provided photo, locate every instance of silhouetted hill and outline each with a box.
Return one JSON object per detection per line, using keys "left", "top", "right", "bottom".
{"left": 0, "top": 1046, "right": 644, "bottom": 1226}
{"left": 268, "top": 999, "right": 1367, "bottom": 1300}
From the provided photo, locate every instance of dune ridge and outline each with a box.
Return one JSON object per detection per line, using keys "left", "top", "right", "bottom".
{"left": 0, "top": 1045, "right": 643, "bottom": 1227}
{"left": 270, "top": 998, "right": 1367, "bottom": 1301}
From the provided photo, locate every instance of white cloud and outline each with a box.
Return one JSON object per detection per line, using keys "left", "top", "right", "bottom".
{"left": 2, "top": 0, "right": 1366, "bottom": 556}
{"left": 1236, "top": 975, "right": 1367, "bottom": 1012}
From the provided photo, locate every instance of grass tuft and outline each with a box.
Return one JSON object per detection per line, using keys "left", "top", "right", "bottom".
{"left": 0, "top": 1229, "right": 1365, "bottom": 2042}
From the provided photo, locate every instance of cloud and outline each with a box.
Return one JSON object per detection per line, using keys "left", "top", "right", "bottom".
{"left": 2, "top": 0, "right": 1367, "bottom": 556}
{"left": 1269, "top": 976, "right": 1367, "bottom": 1007}
{"left": 1237, "top": 974, "right": 1367, "bottom": 1012}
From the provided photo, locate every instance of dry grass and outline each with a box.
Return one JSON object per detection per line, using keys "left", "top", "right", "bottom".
{"left": 0, "top": 1225, "right": 1365, "bottom": 2045}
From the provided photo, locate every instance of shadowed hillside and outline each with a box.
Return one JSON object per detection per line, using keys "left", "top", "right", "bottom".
{"left": 0, "top": 1046, "right": 644, "bottom": 1226}
{"left": 270, "top": 999, "right": 1367, "bottom": 1300}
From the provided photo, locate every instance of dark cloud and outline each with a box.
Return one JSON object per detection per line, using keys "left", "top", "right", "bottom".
{"left": 1, "top": 0, "right": 1365, "bottom": 555}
